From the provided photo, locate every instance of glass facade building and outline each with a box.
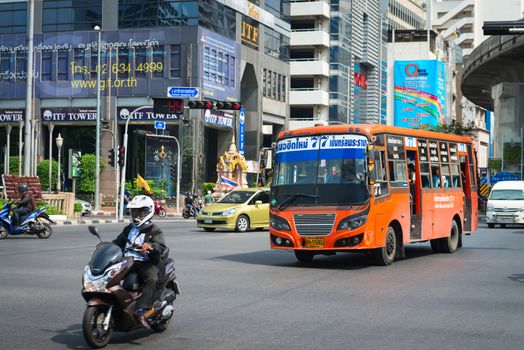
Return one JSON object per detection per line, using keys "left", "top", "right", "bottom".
{"left": 0, "top": 0, "right": 290, "bottom": 197}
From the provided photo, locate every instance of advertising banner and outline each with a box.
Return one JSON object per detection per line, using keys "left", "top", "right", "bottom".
{"left": 0, "top": 109, "right": 25, "bottom": 123}
{"left": 394, "top": 60, "right": 446, "bottom": 128}
{"left": 117, "top": 106, "right": 179, "bottom": 123}
{"left": 198, "top": 28, "right": 240, "bottom": 102}
{"left": 203, "top": 109, "right": 234, "bottom": 129}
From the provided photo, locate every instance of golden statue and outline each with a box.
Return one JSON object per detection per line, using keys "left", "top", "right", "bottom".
{"left": 214, "top": 137, "right": 249, "bottom": 196}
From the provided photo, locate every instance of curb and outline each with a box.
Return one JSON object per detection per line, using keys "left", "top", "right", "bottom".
{"left": 51, "top": 218, "right": 188, "bottom": 226}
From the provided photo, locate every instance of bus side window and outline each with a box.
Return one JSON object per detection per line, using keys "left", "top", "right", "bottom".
{"left": 452, "top": 164, "right": 461, "bottom": 188}
{"left": 420, "top": 163, "right": 431, "bottom": 188}
{"left": 373, "top": 149, "right": 389, "bottom": 196}
{"left": 431, "top": 165, "right": 441, "bottom": 188}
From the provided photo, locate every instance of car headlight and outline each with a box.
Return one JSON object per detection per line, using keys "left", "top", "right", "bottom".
{"left": 270, "top": 213, "right": 291, "bottom": 231}
{"left": 222, "top": 208, "right": 237, "bottom": 216}
{"left": 337, "top": 214, "right": 368, "bottom": 231}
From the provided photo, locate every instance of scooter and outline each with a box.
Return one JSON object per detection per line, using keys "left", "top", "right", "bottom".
{"left": 154, "top": 200, "right": 167, "bottom": 218}
{"left": 82, "top": 226, "right": 180, "bottom": 348}
{"left": 182, "top": 203, "right": 201, "bottom": 219}
{"left": 0, "top": 203, "right": 54, "bottom": 239}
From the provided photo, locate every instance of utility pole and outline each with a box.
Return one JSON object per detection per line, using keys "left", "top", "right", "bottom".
{"left": 94, "top": 25, "right": 102, "bottom": 211}
{"left": 23, "top": 0, "right": 35, "bottom": 175}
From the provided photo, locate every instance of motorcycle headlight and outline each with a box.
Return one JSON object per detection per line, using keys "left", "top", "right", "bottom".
{"left": 337, "top": 214, "right": 368, "bottom": 231}
{"left": 270, "top": 213, "right": 291, "bottom": 231}
{"left": 222, "top": 208, "right": 237, "bottom": 216}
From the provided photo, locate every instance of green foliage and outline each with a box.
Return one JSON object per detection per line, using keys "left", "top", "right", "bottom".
{"left": 36, "top": 159, "right": 62, "bottom": 191}
{"left": 78, "top": 154, "right": 105, "bottom": 194}
{"left": 35, "top": 200, "right": 64, "bottom": 215}
{"left": 503, "top": 143, "right": 521, "bottom": 164}
{"left": 420, "top": 121, "right": 474, "bottom": 136}
{"left": 0, "top": 198, "right": 7, "bottom": 207}
{"left": 488, "top": 159, "right": 502, "bottom": 171}
{"left": 0, "top": 156, "right": 24, "bottom": 175}
{"left": 125, "top": 178, "right": 168, "bottom": 198}
{"left": 202, "top": 182, "right": 215, "bottom": 194}
{"left": 74, "top": 202, "right": 83, "bottom": 213}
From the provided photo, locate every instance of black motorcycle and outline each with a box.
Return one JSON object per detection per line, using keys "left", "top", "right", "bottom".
{"left": 182, "top": 203, "right": 201, "bottom": 219}
{"left": 82, "top": 226, "right": 180, "bottom": 348}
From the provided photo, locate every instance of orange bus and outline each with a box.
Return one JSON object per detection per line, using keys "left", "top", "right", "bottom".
{"left": 269, "top": 124, "right": 478, "bottom": 265}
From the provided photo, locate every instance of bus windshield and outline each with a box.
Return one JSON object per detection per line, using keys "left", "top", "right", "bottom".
{"left": 271, "top": 134, "right": 369, "bottom": 207}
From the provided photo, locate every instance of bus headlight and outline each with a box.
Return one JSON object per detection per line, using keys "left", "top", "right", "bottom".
{"left": 270, "top": 214, "right": 291, "bottom": 231}
{"left": 338, "top": 214, "right": 368, "bottom": 231}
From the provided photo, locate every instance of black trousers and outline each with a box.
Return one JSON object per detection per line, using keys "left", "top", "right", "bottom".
{"left": 134, "top": 261, "right": 159, "bottom": 311}
{"left": 12, "top": 208, "right": 31, "bottom": 226}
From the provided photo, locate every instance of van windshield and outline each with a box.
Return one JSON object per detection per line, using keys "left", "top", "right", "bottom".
{"left": 489, "top": 189, "right": 524, "bottom": 200}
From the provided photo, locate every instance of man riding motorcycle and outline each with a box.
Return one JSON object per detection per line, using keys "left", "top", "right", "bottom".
{"left": 110, "top": 195, "right": 167, "bottom": 328}
{"left": 12, "top": 184, "right": 35, "bottom": 227}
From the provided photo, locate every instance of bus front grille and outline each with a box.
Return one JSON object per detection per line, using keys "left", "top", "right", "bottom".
{"left": 293, "top": 213, "right": 336, "bottom": 236}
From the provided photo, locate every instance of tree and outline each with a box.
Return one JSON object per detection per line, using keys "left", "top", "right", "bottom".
{"left": 36, "top": 159, "right": 62, "bottom": 190}
{"left": 78, "top": 154, "right": 105, "bottom": 194}
{"left": 420, "top": 121, "right": 474, "bottom": 136}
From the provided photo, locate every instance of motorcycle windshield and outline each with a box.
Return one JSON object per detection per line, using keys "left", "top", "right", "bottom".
{"left": 89, "top": 243, "right": 123, "bottom": 276}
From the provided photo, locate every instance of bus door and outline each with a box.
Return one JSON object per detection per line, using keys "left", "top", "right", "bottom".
{"left": 460, "top": 144, "right": 475, "bottom": 232}
{"left": 407, "top": 148, "right": 422, "bottom": 240}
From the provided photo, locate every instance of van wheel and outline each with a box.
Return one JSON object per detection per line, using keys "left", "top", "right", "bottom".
{"left": 440, "top": 220, "right": 460, "bottom": 253}
{"left": 487, "top": 223, "right": 495, "bottom": 229}
{"left": 373, "top": 226, "right": 396, "bottom": 266}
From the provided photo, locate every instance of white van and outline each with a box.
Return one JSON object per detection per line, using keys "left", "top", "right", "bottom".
{"left": 486, "top": 181, "right": 524, "bottom": 228}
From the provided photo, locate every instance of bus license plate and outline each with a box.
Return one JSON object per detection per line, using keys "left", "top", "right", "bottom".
{"left": 304, "top": 237, "right": 324, "bottom": 248}
{"left": 204, "top": 219, "right": 213, "bottom": 224}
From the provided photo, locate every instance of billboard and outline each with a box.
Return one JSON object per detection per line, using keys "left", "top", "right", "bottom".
{"left": 394, "top": 60, "right": 446, "bottom": 128}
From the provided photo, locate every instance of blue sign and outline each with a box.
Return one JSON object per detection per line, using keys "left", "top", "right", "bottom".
{"left": 490, "top": 172, "right": 520, "bottom": 184}
{"left": 239, "top": 108, "right": 245, "bottom": 156}
{"left": 167, "top": 87, "right": 199, "bottom": 98}
{"left": 394, "top": 60, "right": 446, "bottom": 128}
{"left": 154, "top": 121, "right": 166, "bottom": 130}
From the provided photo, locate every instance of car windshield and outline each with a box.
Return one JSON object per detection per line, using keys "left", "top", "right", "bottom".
{"left": 218, "top": 191, "right": 254, "bottom": 204}
{"left": 271, "top": 134, "right": 369, "bottom": 207}
{"left": 489, "top": 189, "right": 524, "bottom": 200}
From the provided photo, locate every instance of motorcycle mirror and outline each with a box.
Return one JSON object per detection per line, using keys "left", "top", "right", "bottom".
{"left": 88, "top": 225, "right": 102, "bottom": 242}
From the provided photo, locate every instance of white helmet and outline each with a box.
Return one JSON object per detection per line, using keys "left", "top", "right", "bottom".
{"left": 127, "top": 195, "right": 155, "bottom": 227}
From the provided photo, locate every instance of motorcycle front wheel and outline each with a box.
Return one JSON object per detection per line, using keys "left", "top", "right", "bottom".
{"left": 82, "top": 306, "right": 113, "bottom": 348}
{"left": 157, "top": 209, "right": 167, "bottom": 218}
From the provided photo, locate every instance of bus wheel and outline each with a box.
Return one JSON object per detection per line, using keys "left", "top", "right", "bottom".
{"left": 374, "top": 226, "right": 396, "bottom": 266}
{"left": 295, "top": 250, "right": 314, "bottom": 263}
{"left": 440, "top": 220, "right": 460, "bottom": 254}
{"left": 488, "top": 223, "right": 495, "bottom": 229}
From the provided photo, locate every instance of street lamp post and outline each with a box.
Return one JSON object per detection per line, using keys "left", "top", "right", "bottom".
{"left": 94, "top": 25, "right": 102, "bottom": 211}
{"left": 55, "top": 133, "right": 63, "bottom": 192}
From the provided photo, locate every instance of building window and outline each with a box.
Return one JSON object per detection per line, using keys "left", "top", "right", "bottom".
{"left": 73, "top": 49, "right": 86, "bottom": 80}
{"left": 57, "top": 50, "right": 69, "bottom": 81}
{"left": 0, "top": 2, "right": 26, "bottom": 34}
{"left": 90, "top": 50, "right": 98, "bottom": 79}
{"left": 198, "top": 0, "right": 236, "bottom": 40}
{"left": 169, "top": 45, "right": 181, "bottom": 79}
{"left": 119, "top": 0, "right": 199, "bottom": 29}
{"left": 262, "top": 68, "right": 267, "bottom": 97}
{"left": 41, "top": 51, "right": 53, "bottom": 81}
{"left": 43, "top": 0, "right": 102, "bottom": 32}
{"left": 152, "top": 46, "right": 164, "bottom": 78}
{"left": 264, "top": 26, "right": 290, "bottom": 61}
{"left": 135, "top": 47, "right": 147, "bottom": 78}
{"left": 264, "top": 0, "right": 290, "bottom": 23}
{"left": 15, "top": 51, "right": 27, "bottom": 80}
{"left": 118, "top": 48, "right": 130, "bottom": 79}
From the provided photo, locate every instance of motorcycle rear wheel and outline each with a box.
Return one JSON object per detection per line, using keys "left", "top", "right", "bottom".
{"left": 151, "top": 305, "right": 173, "bottom": 332}
{"left": 82, "top": 306, "right": 113, "bottom": 348}
{"left": 157, "top": 209, "right": 167, "bottom": 218}
{"left": 36, "top": 223, "right": 52, "bottom": 239}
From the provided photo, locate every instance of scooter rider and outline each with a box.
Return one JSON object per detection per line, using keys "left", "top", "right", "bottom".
{"left": 111, "top": 195, "right": 167, "bottom": 328}
{"left": 12, "top": 184, "right": 34, "bottom": 227}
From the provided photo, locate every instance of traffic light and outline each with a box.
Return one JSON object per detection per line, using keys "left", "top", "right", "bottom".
{"left": 215, "top": 102, "right": 242, "bottom": 110}
{"left": 108, "top": 149, "right": 115, "bottom": 167}
{"left": 117, "top": 146, "right": 125, "bottom": 167}
{"left": 187, "top": 101, "right": 214, "bottom": 109}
